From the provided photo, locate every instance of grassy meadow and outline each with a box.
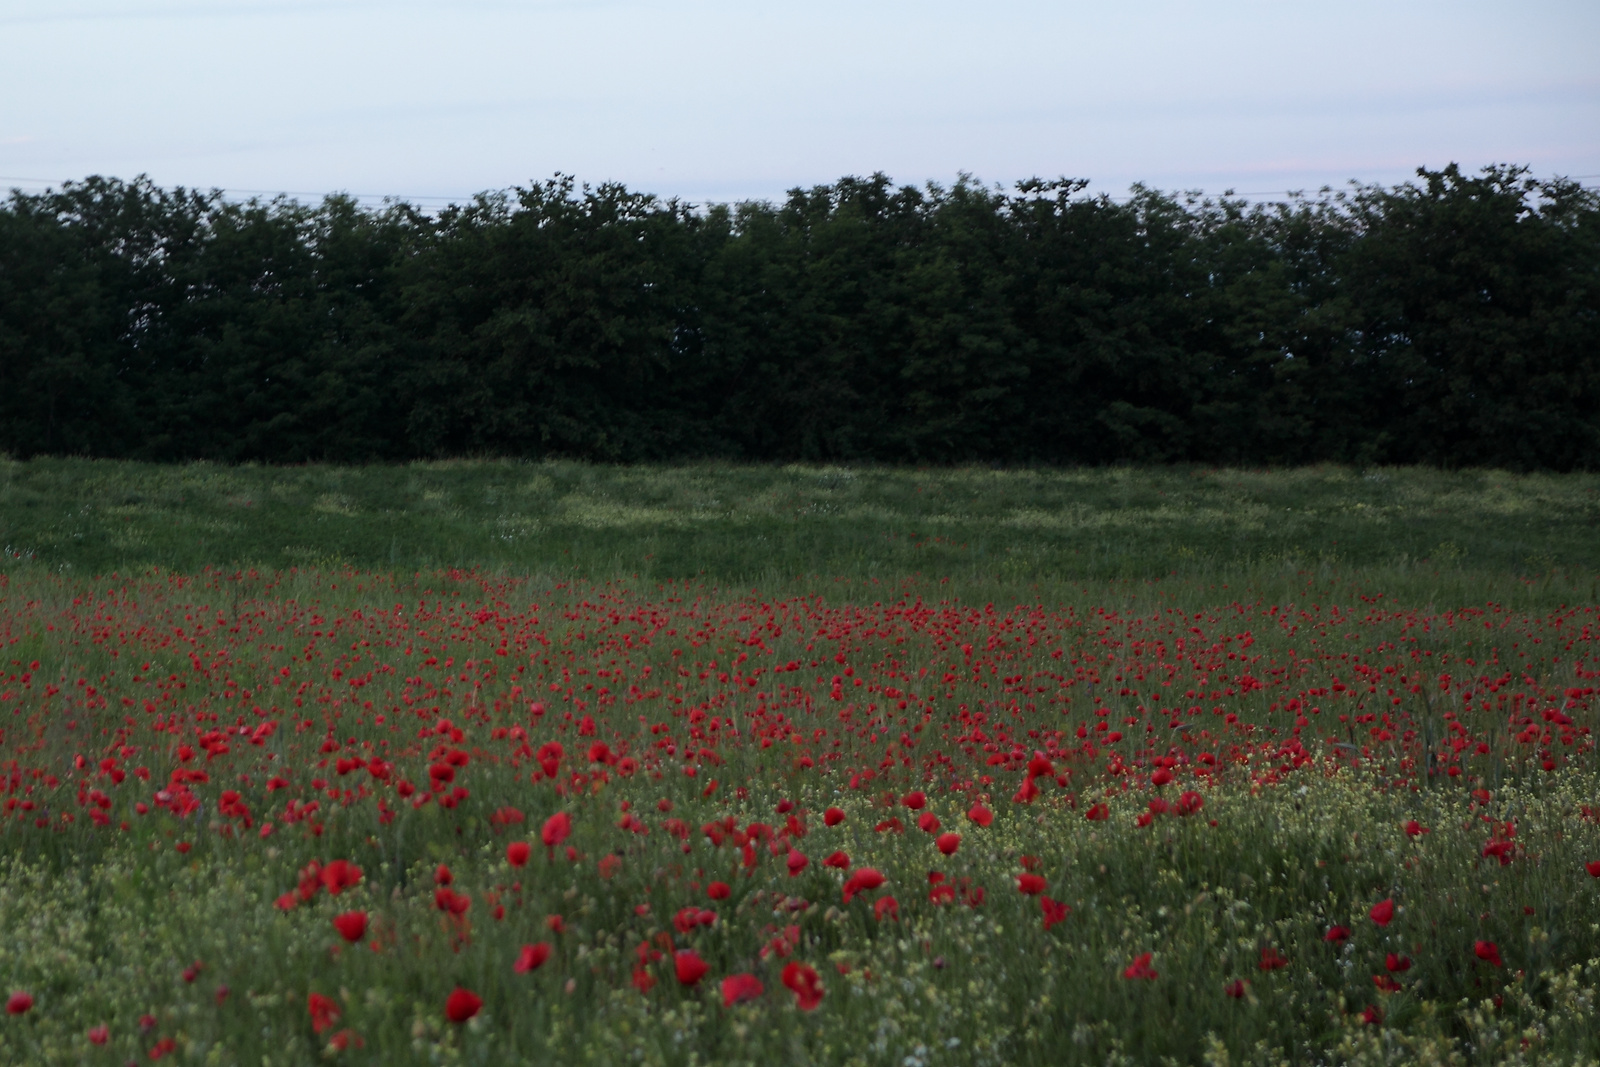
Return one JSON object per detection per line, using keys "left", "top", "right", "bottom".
{"left": 1, "top": 459, "right": 1598, "bottom": 1066}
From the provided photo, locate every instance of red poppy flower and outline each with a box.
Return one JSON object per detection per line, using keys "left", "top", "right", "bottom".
{"left": 1027, "top": 752, "right": 1054, "bottom": 779}
{"left": 1040, "top": 895, "right": 1070, "bottom": 930}
{"left": 88, "top": 1025, "right": 109, "bottom": 1045}
{"left": 936, "top": 832, "right": 961, "bottom": 856}
{"left": 506, "top": 841, "right": 531, "bottom": 868}
{"left": 842, "top": 868, "right": 885, "bottom": 902}
{"left": 1150, "top": 768, "right": 1173, "bottom": 787}
{"left": 434, "top": 864, "right": 453, "bottom": 886}
{"left": 320, "top": 860, "right": 362, "bottom": 895}
{"left": 1175, "top": 791, "right": 1204, "bottom": 816}
{"left": 445, "top": 988, "right": 482, "bottom": 1023}
{"left": 307, "top": 992, "right": 341, "bottom": 1034}
{"left": 1369, "top": 899, "right": 1395, "bottom": 927}
{"left": 1258, "top": 946, "right": 1289, "bottom": 971}
{"left": 786, "top": 849, "right": 809, "bottom": 876}
{"left": 1224, "top": 979, "right": 1248, "bottom": 999}
{"left": 781, "top": 962, "right": 824, "bottom": 1010}
{"left": 824, "top": 807, "right": 845, "bottom": 827}
{"left": 901, "top": 791, "right": 926, "bottom": 810}
{"left": 674, "top": 949, "right": 710, "bottom": 986}
{"left": 1085, "top": 803, "right": 1109, "bottom": 821}
{"left": 1586, "top": 860, "right": 1600, "bottom": 877}
{"left": 916, "top": 812, "right": 941, "bottom": 833}
{"left": 1385, "top": 953, "right": 1411, "bottom": 973}
{"left": 1474, "top": 940, "right": 1502, "bottom": 967}
{"left": 874, "top": 896, "right": 899, "bottom": 921}
{"left": 1324, "top": 925, "right": 1351, "bottom": 945}
{"left": 824, "top": 851, "right": 851, "bottom": 870}
{"left": 332, "top": 911, "right": 368, "bottom": 943}
{"left": 514, "top": 942, "right": 551, "bottom": 973}
{"left": 1016, "top": 873, "right": 1046, "bottom": 895}
{"left": 721, "top": 973, "right": 763, "bottom": 1007}
{"left": 1012, "top": 776, "right": 1040, "bottom": 804}
{"left": 1404, "top": 820, "right": 1429, "bottom": 836}
{"left": 327, "top": 1030, "right": 362, "bottom": 1052}
{"left": 1372, "top": 974, "right": 1402, "bottom": 993}
{"left": 434, "top": 888, "right": 471, "bottom": 916}
{"left": 5, "top": 992, "right": 32, "bottom": 1015}
{"left": 542, "top": 811, "right": 572, "bottom": 849}
{"left": 1122, "top": 953, "right": 1158, "bottom": 980}
{"left": 966, "top": 804, "right": 993, "bottom": 827}
{"left": 1361, "top": 1004, "right": 1383, "bottom": 1025}
{"left": 707, "top": 881, "right": 731, "bottom": 900}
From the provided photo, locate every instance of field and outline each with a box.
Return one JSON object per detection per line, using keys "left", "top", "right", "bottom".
{"left": 2, "top": 460, "right": 1599, "bottom": 1065}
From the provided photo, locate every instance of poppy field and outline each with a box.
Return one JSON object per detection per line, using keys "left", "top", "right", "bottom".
{"left": 1, "top": 559, "right": 1598, "bottom": 1067}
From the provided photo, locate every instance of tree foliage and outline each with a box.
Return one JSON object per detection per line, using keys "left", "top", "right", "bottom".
{"left": 2, "top": 165, "right": 1595, "bottom": 468}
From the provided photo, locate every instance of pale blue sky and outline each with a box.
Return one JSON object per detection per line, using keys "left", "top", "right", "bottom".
{"left": 2, "top": 0, "right": 1596, "bottom": 206}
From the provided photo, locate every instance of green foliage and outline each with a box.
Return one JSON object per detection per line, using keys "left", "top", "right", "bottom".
{"left": 4, "top": 166, "right": 1597, "bottom": 468}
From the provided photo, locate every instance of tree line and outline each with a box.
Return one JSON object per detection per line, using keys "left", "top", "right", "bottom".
{"left": 2, "top": 164, "right": 1596, "bottom": 468}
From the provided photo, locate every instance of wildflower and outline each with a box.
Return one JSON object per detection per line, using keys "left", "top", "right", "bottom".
{"left": 1361, "top": 1004, "right": 1383, "bottom": 1025}
{"left": 332, "top": 911, "right": 368, "bottom": 943}
{"left": 1224, "top": 979, "right": 1247, "bottom": 998}
{"left": 824, "top": 807, "right": 845, "bottom": 826}
{"left": 781, "top": 962, "right": 824, "bottom": 1010}
{"left": 88, "top": 1025, "right": 109, "bottom": 1045}
{"left": 674, "top": 949, "right": 710, "bottom": 986}
{"left": 824, "top": 851, "right": 851, "bottom": 869}
{"left": 874, "top": 896, "right": 899, "bottom": 921}
{"left": 434, "top": 888, "right": 471, "bottom": 916}
{"left": 1016, "top": 873, "right": 1046, "bottom": 895}
{"left": 1386, "top": 953, "right": 1411, "bottom": 972}
{"left": 1474, "top": 940, "right": 1503, "bottom": 967}
{"left": 320, "top": 859, "right": 362, "bottom": 895}
{"left": 1085, "top": 803, "right": 1109, "bottom": 821}
{"left": 327, "top": 1029, "right": 362, "bottom": 1052}
{"left": 307, "top": 992, "right": 341, "bottom": 1034}
{"left": 966, "top": 803, "right": 993, "bottom": 827}
{"left": 542, "top": 811, "right": 572, "bottom": 851}
{"left": 1369, "top": 899, "right": 1395, "bottom": 926}
{"left": 5, "top": 992, "right": 32, "bottom": 1015}
{"left": 786, "top": 849, "right": 809, "bottom": 876}
{"left": 506, "top": 841, "right": 531, "bottom": 867}
{"left": 434, "top": 864, "right": 453, "bottom": 886}
{"left": 1175, "top": 791, "right": 1204, "bottom": 816}
{"left": 1586, "top": 860, "right": 1600, "bottom": 877}
{"left": 721, "top": 973, "right": 763, "bottom": 1007}
{"left": 902, "top": 791, "right": 926, "bottom": 810}
{"left": 1324, "top": 925, "right": 1351, "bottom": 945}
{"left": 936, "top": 832, "right": 961, "bottom": 856}
{"left": 1122, "top": 953, "right": 1158, "bottom": 980}
{"left": 707, "top": 881, "right": 732, "bottom": 900}
{"left": 842, "top": 868, "right": 885, "bottom": 903}
{"left": 1404, "top": 820, "right": 1430, "bottom": 836}
{"left": 514, "top": 943, "right": 551, "bottom": 973}
{"left": 1151, "top": 768, "right": 1172, "bottom": 786}
{"left": 1027, "top": 752, "right": 1054, "bottom": 779}
{"left": 916, "top": 812, "right": 941, "bottom": 833}
{"left": 1372, "top": 974, "right": 1402, "bottom": 993}
{"left": 445, "top": 988, "right": 482, "bottom": 1023}
{"left": 1258, "top": 946, "right": 1289, "bottom": 971}
{"left": 1040, "top": 895, "right": 1070, "bottom": 930}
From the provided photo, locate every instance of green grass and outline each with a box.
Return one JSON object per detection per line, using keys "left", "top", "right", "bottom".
{"left": 3, "top": 458, "right": 1597, "bottom": 594}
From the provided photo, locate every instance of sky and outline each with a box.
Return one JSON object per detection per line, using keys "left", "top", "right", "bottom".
{"left": 1, "top": 0, "right": 1596, "bottom": 208}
